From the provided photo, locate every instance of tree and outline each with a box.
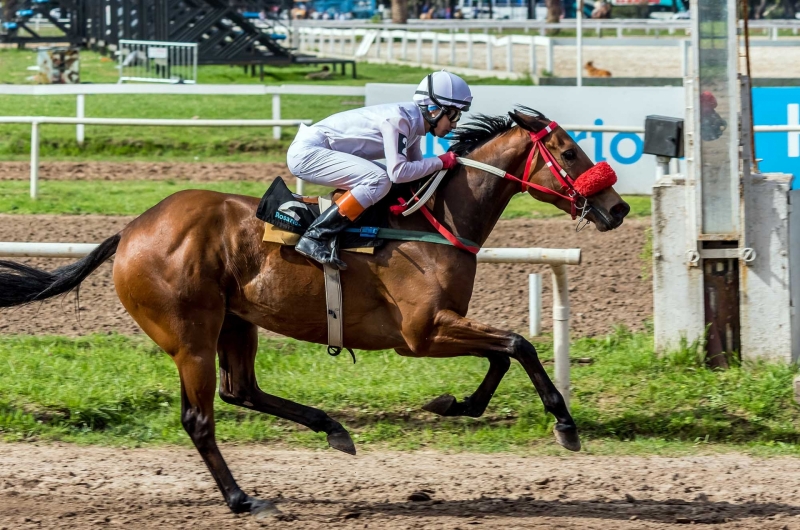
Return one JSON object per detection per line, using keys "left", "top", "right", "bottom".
{"left": 392, "top": 0, "right": 409, "bottom": 22}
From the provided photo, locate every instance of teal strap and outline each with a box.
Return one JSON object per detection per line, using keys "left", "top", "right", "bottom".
{"left": 344, "top": 227, "right": 479, "bottom": 250}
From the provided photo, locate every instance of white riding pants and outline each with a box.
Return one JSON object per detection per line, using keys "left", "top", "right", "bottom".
{"left": 286, "top": 125, "right": 391, "bottom": 208}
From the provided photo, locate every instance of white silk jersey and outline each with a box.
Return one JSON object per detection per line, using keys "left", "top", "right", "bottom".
{"left": 310, "top": 102, "right": 443, "bottom": 184}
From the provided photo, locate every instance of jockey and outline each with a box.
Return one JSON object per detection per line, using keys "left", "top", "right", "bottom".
{"left": 286, "top": 70, "right": 473, "bottom": 270}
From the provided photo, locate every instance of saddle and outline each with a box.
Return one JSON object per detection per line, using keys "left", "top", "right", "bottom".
{"left": 255, "top": 177, "right": 391, "bottom": 254}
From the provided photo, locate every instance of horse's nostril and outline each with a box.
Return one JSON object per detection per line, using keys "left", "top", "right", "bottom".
{"left": 611, "top": 202, "right": 630, "bottom": 220}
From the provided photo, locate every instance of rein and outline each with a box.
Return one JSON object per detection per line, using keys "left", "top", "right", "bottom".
{"left": 393, "top": 121, "right": 615, "bottom": 254}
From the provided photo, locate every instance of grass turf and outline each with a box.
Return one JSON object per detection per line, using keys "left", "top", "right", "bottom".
{"left": 0, "top": 328, "right": 797, "bottom": 455}
{"left": 0, "top": 48, "right": 531, "bottom": 162}
{"left": 0, "top": 179, "right": 652, "bottom": 218}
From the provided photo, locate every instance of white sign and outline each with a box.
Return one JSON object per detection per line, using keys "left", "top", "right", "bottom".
{"left": 147, "top": 47, "right": 169, "bottom": 60}
{"left": 366, "top": 84, "right": 685, "bottom": 195}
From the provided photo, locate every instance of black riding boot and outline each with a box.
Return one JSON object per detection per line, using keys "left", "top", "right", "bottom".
{"left": 295, "top": 204, "right": 352, "bottom": 270}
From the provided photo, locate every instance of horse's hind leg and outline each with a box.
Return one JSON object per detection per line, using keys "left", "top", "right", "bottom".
{"left": 217, "top": 314, "right": 356, "bottom": 455}
{"left": 175, "top": 346, "right": 279, "bottom": 517}
{"left": 417, "top": 353, "right": 510, "bottom": 418}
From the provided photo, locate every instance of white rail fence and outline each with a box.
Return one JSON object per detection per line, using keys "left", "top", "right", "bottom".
{"left": 291, "top": 18, "right": 800, "bottom": 39}
{"left": 294, "top": 26, "right": 800, "bottom": 79}
{"left": 0, "top": 116, "right": 312, "bottom": 199}
{"left": 0, "top": 242, "right": 581, "bottom": 405}
{"left": 0, "top": 84, "right": 366, "bottom": 144}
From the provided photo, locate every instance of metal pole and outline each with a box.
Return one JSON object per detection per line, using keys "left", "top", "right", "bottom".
{"left": 272, "top": 94, "right": 281, "bottom": 140}
{"left": 551, "top": 264, "right": 570, "bottom": 408}
{"left": 546, "top": 38, "right": 553, "bottom": 74}
{"left": 76, "top": 94, "right": 85, "bottom": 145}
{"left": 655, "top": 155, "right": 670, "bottom": 180}
{"left": 576, "top": 0, "right": 583, "bottom": 87}
{"left": 529, "top": 273, "right": 542, "bottom": 336}
{"left": 680, "top": 39, "right": 689, "bottom": 77}
{"left": 30, "top": 121, "right": 39, "bottom": 200}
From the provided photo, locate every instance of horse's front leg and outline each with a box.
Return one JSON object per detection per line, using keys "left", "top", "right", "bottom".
{"left": 404, "top": 309, "right": 580, "bottom": 452}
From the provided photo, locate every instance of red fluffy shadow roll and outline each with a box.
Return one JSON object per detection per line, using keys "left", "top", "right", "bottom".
{"left": 573, "top": 161, "right": 617, "bottom": 197}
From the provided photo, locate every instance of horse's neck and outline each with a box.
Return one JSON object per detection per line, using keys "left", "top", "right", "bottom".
{"left": 434, "top": 134, "right": 527, "bottom": 247}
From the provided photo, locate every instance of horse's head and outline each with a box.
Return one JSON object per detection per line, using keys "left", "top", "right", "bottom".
{"left": 508, "top": 108, "right": 630, "bottom": 232}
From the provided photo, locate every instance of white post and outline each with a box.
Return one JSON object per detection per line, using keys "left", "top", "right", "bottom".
{"left": 546, "top": 38, "right": 553, "bottom": 74}
{"left": 772, "top": 26, "right": 778, "bottom": 41}
{"left": 416, "top": 34, "right": 422, "bottom": 65}
{"left": 340, "top": 30, "right": 346, "bottom": 55}
{"left": 576, "top": 0, "right": 583, "bottom": 87}
{"left": 529, "top": 37, "right": 537, "bottom": 78}
{"left": 529, "top": 273, "right": 542, "bottom": 336}
{"left": 433, "top": 33, "right": 439, "bottom": 64}
{"left": 680, "top": 39, "right": 690, "bottom": 77}
{"left": 467, "top": 32, "right": 474, "bottom": 69}
{"left": 375, "top": 31, "right": 382, "bottom": 58}
{"left": 387, "top": 31, "right": 393, "bottom": 60}
{"left": 551, "top": 264, "right": 571, "bottom": 408}
{"left": 449, "top": 30, "right": 456, "bottom": 65}
{"left": 486, "top": 37, "right": 493, "bottom": 71}
{"left": 350, "top": 30, "right": 356, "bottom": 55}
{"left": 401, "top": 32, "right": 408, "bottom": 60}
{"left": 76, "top": 94, "right": 85, "bottom": 146}
{"left": 617, "top": 25, "right": 622, "bottom": 38}
{"left": 506, "top": 37, "right": 513, "bottom": 72}
{"left": 30, "top": 121, "right": 39, "bottom": 200}
{"left": 272, "top": 94, "right": 281, "bottom": 140}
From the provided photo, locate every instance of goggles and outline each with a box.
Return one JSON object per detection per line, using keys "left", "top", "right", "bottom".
{"left": 427, "top": 105, "right": 462, "bottom": 123}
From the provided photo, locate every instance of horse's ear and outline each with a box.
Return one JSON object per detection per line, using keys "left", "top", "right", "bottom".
{"left": 508, "top": 110, "right": 538, "bottom": 132}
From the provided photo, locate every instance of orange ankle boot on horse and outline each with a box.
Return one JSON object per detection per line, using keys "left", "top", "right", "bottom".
{"left": 294, "top": 191, "right": 365, "bottom": 270}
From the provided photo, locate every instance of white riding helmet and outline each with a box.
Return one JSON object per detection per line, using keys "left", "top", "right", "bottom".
{"left": 413, "top": 70, "right": 473, "bottom": 111}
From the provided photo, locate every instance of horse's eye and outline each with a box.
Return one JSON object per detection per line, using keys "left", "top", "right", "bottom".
{"left": 563, "top": 149, "right": 577, "bottom": 161}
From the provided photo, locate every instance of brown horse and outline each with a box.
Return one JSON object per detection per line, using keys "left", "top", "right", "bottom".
{"left": 0, "top": 108, "right": 629, "bottom": 518}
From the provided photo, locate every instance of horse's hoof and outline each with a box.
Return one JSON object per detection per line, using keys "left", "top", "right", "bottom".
{"left": 553, "top": 425, "right": 582, "bottom": 452}
{"left": 251, "top": 499, "right": 282, "bottom": 521}
{"left": 422, "top": 394, "right": 458, "bottom": 416}
{"left": 327, "top": 430, "right": 356, "bottom": 455}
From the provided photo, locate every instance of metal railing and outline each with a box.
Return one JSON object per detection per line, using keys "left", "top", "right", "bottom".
{"left": 118, "top": 40, "right": 198, "bottom": 84}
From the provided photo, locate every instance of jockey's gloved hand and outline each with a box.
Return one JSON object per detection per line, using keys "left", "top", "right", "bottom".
{"left": 438, "top": 152, "right": 458, "bottom": 170}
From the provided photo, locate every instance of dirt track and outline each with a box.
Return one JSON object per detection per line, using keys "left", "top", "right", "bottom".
{"left": 0, "top": 443, "right": 799, "bottom": 529}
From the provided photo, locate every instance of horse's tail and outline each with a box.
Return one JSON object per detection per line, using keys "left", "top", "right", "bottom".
{"left": 0, "top": 233, "right": 121, "bottom": 308}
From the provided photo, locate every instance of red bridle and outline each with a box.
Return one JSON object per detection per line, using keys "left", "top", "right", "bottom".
{"left": 502, "top": 121, "right": 617, "bottom": 220}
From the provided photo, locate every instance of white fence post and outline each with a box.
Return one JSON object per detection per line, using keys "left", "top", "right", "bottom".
{"left": 546, "top": 39, "right": 553, "bottom": 74}
{"left": 467, "top": 32, "right": 474, "bottom": 69}
{"left": 272, "top": 94, "right": 281, "bottom": 140}
{"left": 529, "top": 273, "right": 542, "bottom": 336}
{"left": 486, "top": 37, "right": 493, "bottom": 71}
{"left": 506, "top": 38, "right": 513, "bottom": 73}
{"left": 433, "top": 33, "right": 440, "bottom": 64}
{"left": 552, "top": 264, "right": 571, "bottom": 407}
{"left": 529, "top": 38, "right": 537, "bottom": 78}
{"left": 401, "top": 32, "right": 408, "bottom": 60}
{"left": 375, "top": 31, "right": 382, "bottom": 58}
{"left": 30, "top": 121, "right": 39, "bottom": 199}
{"left": 416, "top": 34, "right": 423, "bottom": 65}
{"left": 449, "top": 29, "right": 456, "bottom": 65}
{"left": 76, "top": 94, "right": 85, "bottom": 145}
{"left": 350, "top": 30, "right": 356, "bottom": 55}
{"left": 387, "top": 31, "right": 393, "bottom": 60}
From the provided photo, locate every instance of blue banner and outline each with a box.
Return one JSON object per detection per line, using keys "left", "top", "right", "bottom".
{"left": 753, "top": 87, "right": 800, "bottom": 188}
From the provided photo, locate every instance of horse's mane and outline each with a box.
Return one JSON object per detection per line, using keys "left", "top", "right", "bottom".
{"left": 449, "top": 106, "right": 547, "bottom": 156}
